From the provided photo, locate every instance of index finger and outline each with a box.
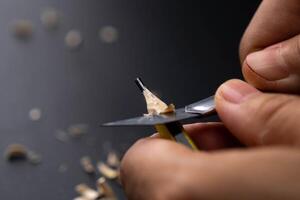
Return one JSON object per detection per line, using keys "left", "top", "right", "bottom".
{"left": 240, "top": 0, "right": 300, "bottom": 61}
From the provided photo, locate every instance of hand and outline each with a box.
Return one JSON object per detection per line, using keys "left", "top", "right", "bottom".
{"left": 240, "top": 0, "right": 300, "bottom": 93}
{"left": 120, "top": 80, "right": 300, "bottom": 200}
{"left": 120, "top": 0, "right": 300, "bottom": 199}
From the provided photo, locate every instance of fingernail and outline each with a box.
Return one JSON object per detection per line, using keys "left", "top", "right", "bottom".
{"left": 246, "top": 46, "right": 290, "bottom": 81}
{"left": 218, "top": 80, "right": 259, "bottom": 104}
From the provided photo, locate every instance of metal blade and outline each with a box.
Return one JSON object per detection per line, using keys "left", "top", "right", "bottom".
{"left": 185, "top": 96, "right": 215, "bottom": 114}
{"left": 102, "top": 96, "right": 216, "bottom": 127}
{"left": 102, "top": 108, "right": 199, "bottom": 126}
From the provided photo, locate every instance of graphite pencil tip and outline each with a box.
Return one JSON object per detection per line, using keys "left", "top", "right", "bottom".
{"left": 135, "top": 77, "right": 147, "bottom": 92}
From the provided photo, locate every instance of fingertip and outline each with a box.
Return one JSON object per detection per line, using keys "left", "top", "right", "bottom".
{"left": 215, "top": 79, "right": 258, "bottom": 106}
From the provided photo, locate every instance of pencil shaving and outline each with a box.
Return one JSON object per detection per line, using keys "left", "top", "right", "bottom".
{"left": 97, "top": 177, "right": 117, "bottom": 199}
{"left": 68, "top": 124, "right": 88, "bottom": 137}
{"left": 97, "top": 162, "right": 119, "bottom": 179}
{"left": 106, "top": 151, "right": 120, "bottom": 168}
{"left": 11, "top": 19, "right": 34, "bottom": 39}
{"left": 73, "top": 197, "right": 89, "bottom": 200}
{"left": 27, "top": 150, "right": 42, "bottom": 165}
{"left": 4, "top": 144, "right": 28, "bottom": 161}
{"left": 80, "top": 156, "right": 95, "bottom": 174}
{"left": 75, "top": 184, "right": 99, "bottom": 200}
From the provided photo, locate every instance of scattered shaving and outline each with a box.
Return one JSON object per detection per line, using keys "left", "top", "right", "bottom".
{"left": 142, "top": 89, "right": 175, "bottom": 115}
{"left": 27, "top": 150, "right": 42, "bottom": 165}
{"left": 4, "top": 144, "right": 41, "bottom": 165}
{"left": 73, "top": 197, "right": 89, "bottom": 200}
{"left": 4, "top": 144, "right": 28, "bottom": 161}
{"left": 106, "top": 151, "right": 120, "bottom": 168}
{"left": 97, "top": 177, "right": 116, "bottom": 199}
{"left": 40, "top": 7, "right": 60, "bottom": 30}
{"left": 68, "top": 124, "right": 89, "bottom": 137}
{"left": 99, "top": 26, "right": 118, "bottom": 43}
{"left": 97, "top": 162, "right": 119, "bottom": 179}
{"left": 65, "top": 30, "right": 83, "bottom": 49}
{"left": 10, "top": 19, "right": 34, "bottom": 39}
{"left": 80, "top": 156, "right": 95, "bottom": 174}
{"left": 75, "top": 184, "right": 100, "bottom": 200}
{"left": 29, "top": 108, "right": 42, "bottom": 121}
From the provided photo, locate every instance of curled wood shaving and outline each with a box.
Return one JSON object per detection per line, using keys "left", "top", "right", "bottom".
{"left": 65, "top": 30, "right": 83, "bottom": 50}
{"left": 96, "top": 177, "right": 117, "bottom": 199}
{"left": 27, "top": 150, "right": 42, "bottom": 165}
{"left": 28, "top": 108, "right": 42, "bottom": 121}
{"left": 80, "top": 156, "right": 95, "bottom": 174}
{"left": 97, "top": 162, "right": 119, "bottom": 179}
{"left": 73, "top": 197, "right": 89, "bottom": 200}
{"left": 68, "top": 124, "right": 88, "bottom": 137}
{"left": 106, "top": 152, "right": 120, "bottom": 168}
{"left": 99, "top": 26, "right": 118, "bottom": 43}
{"left": 4, "top": 144, "right": 28, "bottom": 161}
{"left": 10, "top": 19, "right": 34, "bottom": 39}
{"left": 75, "top": 184, "right": 99, "bottom": 200}
{"left": 40, "top": 7, "right": 60, "bottom": 30}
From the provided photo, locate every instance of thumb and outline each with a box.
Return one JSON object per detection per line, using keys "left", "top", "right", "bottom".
{"left": 243, "top": 35, "right": 300, "bottom": 93}
{"left": 215, "top": 79, "right": 300, "bottom": 146}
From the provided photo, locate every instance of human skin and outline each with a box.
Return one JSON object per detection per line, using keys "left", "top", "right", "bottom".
{"left": 120, "top": 0, "right": 300, "bottom": 199}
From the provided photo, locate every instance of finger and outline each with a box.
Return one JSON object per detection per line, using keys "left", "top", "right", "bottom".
{"left": 243, "top": 35, "right": 300, "bottom": 93}
{"left": 184, "top": 122, "right": 243, "bottom": 150}
{"left": 120, "top": 138, "right": 195, "bottom": 200}
{"left": 239, "top": 0, "right": 300, "bottom": 93}
{"left": 215, "top": 79, "right": 300, "bottom": 146}
{"left": 240, "top": 0, "right": 300, "bottom": 61}
{"left": 191, "top": 147, "right": 300, "bottom": 200}
{"left": 121, "top": 137, "right": 300, "bottom": 199}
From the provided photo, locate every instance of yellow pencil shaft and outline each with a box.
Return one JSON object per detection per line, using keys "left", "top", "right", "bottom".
{"left": 155, "top": 123, "right": 198, "bottom": 150}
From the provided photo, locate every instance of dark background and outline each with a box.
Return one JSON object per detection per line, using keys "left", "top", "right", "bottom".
{"left": 0, "top": 0, "right": 261, "bottom": 199}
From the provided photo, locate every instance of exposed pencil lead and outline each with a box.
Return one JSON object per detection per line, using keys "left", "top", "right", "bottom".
{"left": 135, "top": 77, "right": 147, "bottom": 92}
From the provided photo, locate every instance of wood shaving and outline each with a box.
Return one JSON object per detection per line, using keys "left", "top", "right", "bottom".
{"left": 27, "top": 150, "right": 42, "bottom": 165}
{"left": 73, "top": 197, "right": 89, "bottom": 200}
{"left": 40, "top": 8, "right": 60, "bottom": 30}
{"left": 97, "top": 162, "right": 119, "bottom": 179}
{"left": 68, "top": 124, "right": 88, "bottom": 137}
{"left": 65, "top": 30, "right": 83, "bottom": 49}
{"left": 10, "top": 19, "right": 33, "bottom": 39}
{"left": 96, "top": 177, "right": 116, "bottom": 199}
{"left": 142, "top": 89, "right": 175, "bottom": 115}
{"left": 80, "top": 156, "right": 95, "bottom": 174}
{"left": 75, "top": 184, "right": 100, "bottom": 200}
{"left": 29, "top": 108, "right": 42, "bottom": 121}
{"left": 106, "top": 151, "right": 120, "bottom": 168}
{"left": 4, "top": 144, "right": 41, "bottom": 165}
{"left": 99, "top": 26, "right": 118, "bottom": 43}
{"left": 4, "top": 144, "right": 28, "bottom": 161}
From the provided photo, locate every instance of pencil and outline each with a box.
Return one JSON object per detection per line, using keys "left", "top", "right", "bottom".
{"left": 135, "top": 78, "right": 198, "bottom": 150}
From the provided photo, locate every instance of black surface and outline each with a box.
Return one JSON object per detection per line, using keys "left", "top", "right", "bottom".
{"left": 0, "top": 1, "right": 260, "bottom": 199}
